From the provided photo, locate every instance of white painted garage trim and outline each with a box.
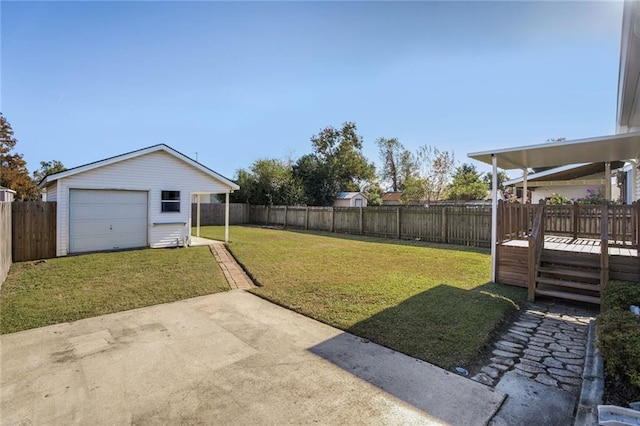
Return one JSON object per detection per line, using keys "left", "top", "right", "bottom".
{"left": 69, "top": 189, "right": 148, "bottom": 254}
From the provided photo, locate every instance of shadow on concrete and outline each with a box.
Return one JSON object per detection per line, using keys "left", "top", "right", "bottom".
{"left": 307, "top": 284, "right": 523, "bottom": 425}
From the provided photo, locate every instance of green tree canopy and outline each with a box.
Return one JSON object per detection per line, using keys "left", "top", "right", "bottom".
{"left": 33, "top": 160, "right": 66, "bottom": 184}
{"left": 292, "top": 154, "right": 338, "bottom": 206}
{"left": 295, "top": 122, "right": 375, "bottom": 206}
{"left": 482, "top": 170, "right": 510, "bottom": 192}
{"left": 447, "top": 163, "right": 487, "bottom": 201}
{"left": 229, "top": 158, "right": 304, "bottom": 206}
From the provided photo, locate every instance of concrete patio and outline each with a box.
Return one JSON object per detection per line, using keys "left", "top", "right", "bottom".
{"left": 1, "top": 291, "right": 506, "bottom": 425}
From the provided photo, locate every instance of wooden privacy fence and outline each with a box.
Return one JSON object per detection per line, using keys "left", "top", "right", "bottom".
{"left": 249, "top": 205, "right": 492, "bottom": 247}
{"left": 12, "top": 202, "right": 57, "bottom": 262}
{"left": 191, "top": 203, "right": 250, "bottom": 226}
{"left": 498, "top": 201, "right": 640, "bottom": 248}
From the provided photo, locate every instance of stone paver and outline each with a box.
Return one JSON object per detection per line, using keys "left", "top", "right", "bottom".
{"left": 208, "top": 243, "right": 256, "bottom": 290}
{"left": 471, "top": 301, "right": 596, "bottom": 397}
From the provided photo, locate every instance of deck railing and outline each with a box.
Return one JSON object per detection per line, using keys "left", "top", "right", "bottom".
{"left": 499, "top": 201, "right": 639, "bottom": 250}
{"left": 527, "top": 206, "right": 545, "bottom": 302}
{"left": 497, "top": 202, "right": 539, "bottom": 241}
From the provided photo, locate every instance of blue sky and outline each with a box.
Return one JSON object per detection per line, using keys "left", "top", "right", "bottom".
{"left": 1, "top": 1, "right": 624, "bottom": 181}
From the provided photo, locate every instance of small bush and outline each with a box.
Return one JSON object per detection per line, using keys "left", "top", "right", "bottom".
{"left": 598, "top": 281, "right": 640, "bottom": 401}
{"left": 602, "top": 281, "right": 640, "bottom": 311}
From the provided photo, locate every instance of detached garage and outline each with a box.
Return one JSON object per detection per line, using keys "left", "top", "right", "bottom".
{"left": 39, "top": 144, "right": 239, "bottom": 256}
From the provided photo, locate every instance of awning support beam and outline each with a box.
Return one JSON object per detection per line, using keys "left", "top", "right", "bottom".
{"left": 491, "top": 154, "right": 498, "bottom": 282}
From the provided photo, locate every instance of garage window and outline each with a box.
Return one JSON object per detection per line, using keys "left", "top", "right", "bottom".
{"left": 161, "top": 191, "right": 180, "bottom": 212}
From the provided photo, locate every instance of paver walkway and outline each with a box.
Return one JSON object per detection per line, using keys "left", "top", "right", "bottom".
{"left": 472, "top": 302, "right": 597, "bottom": 394}
{"left": 209, "top": 243, "right": 256, "bottom": 290}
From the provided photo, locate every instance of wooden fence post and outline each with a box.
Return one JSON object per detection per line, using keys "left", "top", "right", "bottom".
{"left": 572, "top": 202, "right": 579, "bottom": 240}
{"left": 359, "top": 207, "right": 363, "bottom": 235}
{"left": 305, "top": 207, "right": 309, "bottom": 230}
{"left": 283, "top": 206, "right": 288, "bottom": 229}
{"left": 601, "top": 202, "right": 610, "bottom": 288}
{"left": 441, "top": 207, "right": 448, "bottom": 244}
{"left": 396, "top": 207, "right": 401, "bottom": 239}
{"left": 266, "top": 206, "right": 269, "bottom": 226}
{"left": 331, "top": 207, "right": 335, "bottom": 233}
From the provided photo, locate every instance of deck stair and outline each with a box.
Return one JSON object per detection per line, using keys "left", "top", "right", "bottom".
{"left": 534, "top": 249, "right": 601, "bottom": 305}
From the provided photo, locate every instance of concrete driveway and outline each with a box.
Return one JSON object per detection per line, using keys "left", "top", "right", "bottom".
{"left": 1, "top": 291, "right": 505, "bottom": 425}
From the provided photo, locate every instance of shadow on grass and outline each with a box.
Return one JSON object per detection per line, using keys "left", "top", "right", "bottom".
{"left": 307, "top": 283, "right": 521, "bottom": 423}
{"left": 242, "top": 224, "right": 491, "bottom": 255}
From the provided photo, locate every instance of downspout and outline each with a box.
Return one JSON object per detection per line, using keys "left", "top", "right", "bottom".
{"left": 491, "top": 154, "right": 498, "bottom": 282}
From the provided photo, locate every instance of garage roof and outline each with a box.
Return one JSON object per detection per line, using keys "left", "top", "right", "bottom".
{"left": 468, "top": 131, "right": 640, "bottom": 170}
{"left": 39, "top": 144, "right": 239, "bottom": 191}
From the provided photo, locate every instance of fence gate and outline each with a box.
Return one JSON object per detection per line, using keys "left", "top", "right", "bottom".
{"left": 12, "top": 202, "right": 57, "bottom": 262}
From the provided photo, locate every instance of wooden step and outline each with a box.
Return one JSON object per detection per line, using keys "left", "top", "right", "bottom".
{"left": 540, "top": 257, "right": 599, "bottom": 269}
{"left": 538, "top": 266, "right": 601, "bottom": 280}
{"left": 536, "top": 277, "right": 601, "bottom": 292}
{"left": 535, "top": 289, "right": 601, "bottom": 305}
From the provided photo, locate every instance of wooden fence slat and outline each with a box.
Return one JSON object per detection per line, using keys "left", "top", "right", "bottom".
{"left": 11, "top": 202, "right": 57, "bottom": 262}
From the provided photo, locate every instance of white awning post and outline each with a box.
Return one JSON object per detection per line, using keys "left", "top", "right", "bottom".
{"left": 605, "top": 161, "right": 612, "bottom": 201}
{"left": 196, "top": 194, "right": 201, "bottom": 237}
{"left": 491, "top": 154, "right": 498, "bottom": 283}
{"left": 225, "top": 192, "right": 230, "bottom": 243}
{"left": 522, "top": 168, "right": 528, "bottom": 204}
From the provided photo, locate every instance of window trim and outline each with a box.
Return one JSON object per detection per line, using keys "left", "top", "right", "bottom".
{"left": 161, "top": 190, "right": 181, "bottom": 213}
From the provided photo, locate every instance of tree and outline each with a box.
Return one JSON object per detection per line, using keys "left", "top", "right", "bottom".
{"left": 376, "top": 137, "right": 418, "bottom": 192}
{"left": 0, "top": 113, "right": 37, "bottom": 200}
{"left": 292, "top": 154, "right": 338, "bottom": 206}
{"left": 295, "top": 122, "right": 375, "bottom": 206}
{"left": 33, "top": 160, "right": 66, "bottom": 184}
{"left": 401, "top": 175, "right": 427, "bottom": 205}
{"left": 448, "top": 163, "right": 487, "bottom": 201}
{"left": 416, "top": 145, "right": 455, "bottom": 203}
{"left": 360, "top": 179, "right": 384, "bottom": 206}
{"left": 482, "top": 170, "right": 510, "bottom": 192}
{"left": 229, "top": 158, "right": 304, "bottom": 206}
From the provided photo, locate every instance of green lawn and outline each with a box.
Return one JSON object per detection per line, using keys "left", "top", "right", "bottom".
{"left": 197, "top": 225, "right": 527, "bottom": 369}
{"left": 0, "top": 246, "right": 229, "bottom": 334}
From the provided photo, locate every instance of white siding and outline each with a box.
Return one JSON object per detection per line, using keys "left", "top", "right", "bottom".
{"left": 333, "top": 199, "right": 351, "bottom": 207}
{"left": 51, "top": 150, "right": 231, "bottom": 256}
{"left": 46, "top": 182, "right": 58, "bottom": 202}
{"left": 333, "top": 195, "right": 368, "bottom": 207}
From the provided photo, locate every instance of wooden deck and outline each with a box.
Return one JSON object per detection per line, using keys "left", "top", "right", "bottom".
{"left": 503, "top": 236, "right": 638, "bottom": 257}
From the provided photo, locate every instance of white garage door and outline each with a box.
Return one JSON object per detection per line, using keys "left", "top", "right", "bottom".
{"left": 69, "top": 189, "right": 148, "bottom": 253}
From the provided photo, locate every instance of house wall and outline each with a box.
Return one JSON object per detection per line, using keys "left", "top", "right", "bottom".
{"left": 333, "top": 195, "right": 368, "bottom": 208}
{"left": 46, "top": 181, "right": 58, "bottom": 202}
{"left": 51, "top": 150, "right": 231, "bottom": 256}
{"left": 0, "top": 191, "right": 15, "bottom": 202}
{"left": 353, "top": 195, "right": 367, "bottom": 207}
{"left": 531, "top": 185, "right": 605, "bottom": 204}
{"left": 333, "top": 199, "right": 351, "bottom": 207}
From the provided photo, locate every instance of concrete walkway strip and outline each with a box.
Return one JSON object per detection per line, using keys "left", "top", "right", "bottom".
{"left": 1, "top": 291, "right": 505, "bottom": 425}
